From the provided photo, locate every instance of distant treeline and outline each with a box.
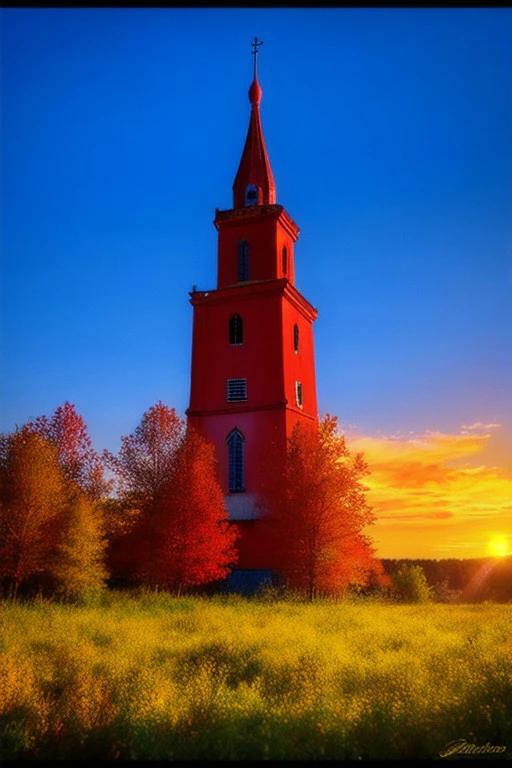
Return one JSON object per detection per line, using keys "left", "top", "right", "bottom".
{"left": 381, "top": 558, "right": 512, "bottom": 602}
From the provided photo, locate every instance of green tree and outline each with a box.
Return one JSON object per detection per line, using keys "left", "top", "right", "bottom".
{"left": 392, "top": 563, "right": 432, "bottom": 603}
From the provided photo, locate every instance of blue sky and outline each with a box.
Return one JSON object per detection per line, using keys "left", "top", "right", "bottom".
{"left": 2, "top": 7, "right": 511, "bottom": 461}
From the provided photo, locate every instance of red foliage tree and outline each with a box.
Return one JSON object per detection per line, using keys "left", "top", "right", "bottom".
{"left": 261, "top": 415, "right": 378, "bottom": 599}
{"left": 104, "top": 404, "right": 237, "bottom": 588}
{"left": 150, "top": 426, "right": 238, "bottom": 592}
{"left": 104, "top": 402, "right": 183, "bottom": 518}
{"left": 32, "top": 402, "right": 110, "bottom": 500}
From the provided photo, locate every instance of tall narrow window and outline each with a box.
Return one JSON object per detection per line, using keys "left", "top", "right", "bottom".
{"left": 238, "top": 240, "right": 249, "bottom": 282}
{"left": 227, "top": 429, "right": 245, "bottom": 492}
{"left": 229, "top": 314, "right": 243, "bottom": 345}
{"left": 282, "top": 246, "right": 288, "bottom": 276}
{"left": 245, "top": 184, "right": 258, "bottom": 206}
{"left": 295, "top": 381, "right": 303, "bottom": 408}
{"left": 293, "top": 323, "right": 299, "bottom": 353}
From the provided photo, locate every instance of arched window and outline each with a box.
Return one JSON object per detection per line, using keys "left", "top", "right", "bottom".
{"left": 227, "top": 429, "right": 245, "bottom": 492}
{"left": 238, "top": 240, "right": 249, "bottom": 282}
{"left": 245, "top": 184, "right": 258, "bottom": 206}
{"left": 282, "top": 246, "right": 288, "bottom": 276}
{"left": 229, "top": 313, "right": 243, "bottom": 345}
{"left": 293, "top": 323, "right": 299, "bottom": 353}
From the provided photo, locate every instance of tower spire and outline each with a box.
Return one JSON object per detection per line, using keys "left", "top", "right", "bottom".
{"left": 232, "top": 37, "right": 276, "bottom": 209}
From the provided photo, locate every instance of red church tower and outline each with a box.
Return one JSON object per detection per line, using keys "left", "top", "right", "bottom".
{"left": 187, "top": 40, "right": 319, "bottom": 587}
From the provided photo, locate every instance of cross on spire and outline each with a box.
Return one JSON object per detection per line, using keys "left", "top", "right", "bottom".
{"left": 251, "top": 36, "right": 263, "bottom": 78}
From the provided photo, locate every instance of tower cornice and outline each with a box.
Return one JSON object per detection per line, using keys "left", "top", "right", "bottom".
{"left": 214, "top": 204, "right": 300, "bottom": 242}
{"left": 190, "top": 277, "right": 318, "bottom": 323}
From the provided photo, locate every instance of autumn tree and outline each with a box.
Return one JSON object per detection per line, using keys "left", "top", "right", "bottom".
{"left": 100, "top": 497, "right": 141, "bottom": 540}
{"left": 31, "top": 402, "right": 111, "bottom": 500}
{"left": 103, "top": 403, "right": 184, "bottom": 581}
{"left": 104, "top": 402, "right": 183, "bottom": 518}
{"left": 105, "top": 404, "right": 238, "bottom": 589}
{"left": 150, "top": 426, "right": 238, "bottom": 593}
{"left": 49, "top": 492, "right": 108, "bottom": 601}
{"left": 0, "top": 428, "right": 68, "bottom": 597}
{"left": 261, "top": 415, "right": 377, "bottom": 600}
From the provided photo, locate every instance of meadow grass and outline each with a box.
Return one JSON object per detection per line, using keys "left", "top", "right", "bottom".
{"left": 1, "top": 591, "right": 511, "bottom": 760}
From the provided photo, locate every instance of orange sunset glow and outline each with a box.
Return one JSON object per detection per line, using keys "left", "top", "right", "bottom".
{"left": 349, "top": 422, "right": 512, "bottom": 559}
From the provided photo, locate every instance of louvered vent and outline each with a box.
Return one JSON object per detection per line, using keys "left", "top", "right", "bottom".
{"left": 227, "top": 378, "right": 247, "bottom": 402}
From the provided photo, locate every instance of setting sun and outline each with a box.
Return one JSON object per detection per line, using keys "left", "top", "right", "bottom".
{"left": 489, "top": 536, "right": 509, "bottom": 558}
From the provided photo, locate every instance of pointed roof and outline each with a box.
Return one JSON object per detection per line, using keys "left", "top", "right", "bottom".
{"left": 232, "top": 38, "right": 276, "bottom": 209}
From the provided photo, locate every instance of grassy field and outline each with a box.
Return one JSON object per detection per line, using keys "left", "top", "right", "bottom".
{"left": 1, "top": 591, "right": 511, "bottom": 760}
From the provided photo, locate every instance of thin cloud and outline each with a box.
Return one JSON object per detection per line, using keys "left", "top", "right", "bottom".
{"left": 461, "top": 421, "right": 501, "bottom": 431}
{"left": 379, "top": 511, "right": 453, "bottom": 521}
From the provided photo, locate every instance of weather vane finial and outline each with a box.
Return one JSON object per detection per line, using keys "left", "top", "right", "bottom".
{"left": 251, "top": 36, "right": 263, "bottom": 79}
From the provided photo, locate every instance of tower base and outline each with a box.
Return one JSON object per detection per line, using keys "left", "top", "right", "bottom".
{"left": 223, "top": 569, "right": 273, "bottom": 595}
